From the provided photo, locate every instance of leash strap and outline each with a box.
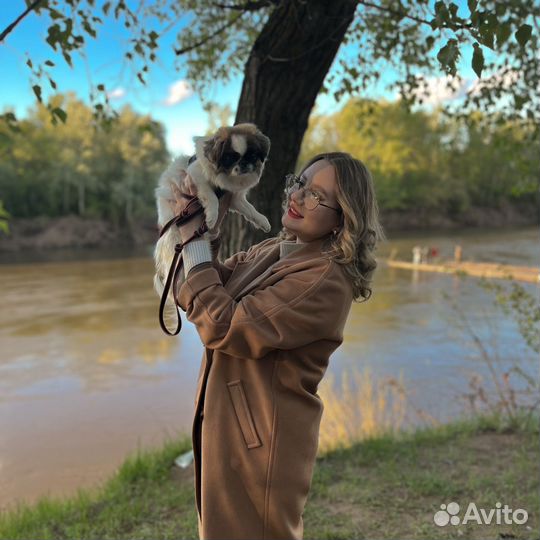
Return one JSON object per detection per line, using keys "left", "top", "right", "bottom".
{"left": 158, "top": 188, "right": 225, "bottom": 336}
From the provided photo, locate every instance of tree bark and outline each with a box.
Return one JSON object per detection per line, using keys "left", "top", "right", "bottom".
{"left": 220, "top": 0, "right": 358, "bottom": 259}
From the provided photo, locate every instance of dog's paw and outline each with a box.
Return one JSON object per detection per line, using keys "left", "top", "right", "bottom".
{"left": 205, "top": 210, "right": 219, "bottom": 230}
{"left": 256, "top": 215, "right": 271, "bottom": 233}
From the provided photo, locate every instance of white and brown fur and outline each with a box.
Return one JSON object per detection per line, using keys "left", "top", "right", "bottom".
{"left": 153, "top": 123, "right": 271, "bottom": 298}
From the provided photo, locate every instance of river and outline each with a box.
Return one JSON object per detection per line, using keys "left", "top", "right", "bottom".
{"left": 0, "top": 225, "right": 538, "bottom": 512}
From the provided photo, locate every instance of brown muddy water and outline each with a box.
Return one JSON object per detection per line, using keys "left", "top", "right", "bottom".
{"left": 0, "top": 225, "right": 538, "bottom": 512}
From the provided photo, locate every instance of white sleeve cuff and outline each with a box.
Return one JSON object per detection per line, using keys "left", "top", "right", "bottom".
{"left": 182, "top": 238, "right": 212, "bottom": 275}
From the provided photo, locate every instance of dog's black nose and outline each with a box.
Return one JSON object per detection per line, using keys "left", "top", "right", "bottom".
{"left": 240, "top": 163, "right": 256, "bottom": 174}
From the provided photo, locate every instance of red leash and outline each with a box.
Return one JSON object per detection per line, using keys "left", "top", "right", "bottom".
{"left": 157, "top": 189, "right": 225, "bottom": 336}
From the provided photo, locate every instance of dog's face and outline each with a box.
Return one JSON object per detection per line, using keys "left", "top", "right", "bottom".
{"left": 202, "top": 124, "right": 270, "bottom": 190}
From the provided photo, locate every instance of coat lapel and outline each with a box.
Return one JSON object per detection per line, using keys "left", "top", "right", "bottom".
{"left": 224, "top": 236, "right": 332, "bottom": 300}
{"left": 224, "top": 243, "right": 281, "bottom": 299}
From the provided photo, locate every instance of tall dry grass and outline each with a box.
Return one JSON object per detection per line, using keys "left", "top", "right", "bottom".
{"left": 317, "top": 365, "right": 439, "bottom": 455}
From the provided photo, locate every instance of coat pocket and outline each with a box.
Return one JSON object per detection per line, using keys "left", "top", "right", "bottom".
{"left": 226, "top": 380, "right": 262, "bottom": 449}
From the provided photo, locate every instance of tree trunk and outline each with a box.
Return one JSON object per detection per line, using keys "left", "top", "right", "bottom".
{"left": 220, "top": 0, "right": 358, "bottom": 258}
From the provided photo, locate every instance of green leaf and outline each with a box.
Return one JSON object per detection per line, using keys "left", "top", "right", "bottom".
{"left": 478, "top": 17, "right": 496, "bottom": 50}
{"left": 32, "top": 84, "right": 42, "bottom": 102}
{"left": 64, "top": 18, "right": 73, "bottom": 38}
{"left": 514, "top": 94, "right": 526, "bottom": 109}
{"left": 486, "top": 12, "right": 498, "bottom": 32}
{"left": 62, "top": 51, "right": 73, "bottom": 67}
{"left": 515, "top": 24, "right": 532, "bottom": 47}
{"left": 46, "top": 23, "right": 60, "bottom": 50}
{"left": 48, "top": 8, "right": 64, "bottom": 20}
{"left": 433, "top": 1, "right": 449, "bottom": 27}
{"left": 45, "top": 59, "right": 55, "bottom": 67}
{"left": 437, "top": 39, "right": 460, "bottom": 76}
{"left": 496, "top": 23, "right": 512, "bottom": 48}
{"left": 495, "top": 3, "right": 506, "bottom": 16}
{"left": 472, "top": 44, "right": 484, "bottom": 77}
{"left": 434, "top": 1, "right": 447, "bottom": 16}
{"left": 467, "top": 0, "right": 477, "bottom": 14}
{"left": 83, "top": 20, "right": 96, "bottom": 38}
{"left": 52, "top": 107, "right": 67, "bottom": 123}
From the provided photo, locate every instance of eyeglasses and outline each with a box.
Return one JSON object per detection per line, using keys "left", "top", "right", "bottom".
{"left": 284, "top": 173, "right": 342, "bottom": 213}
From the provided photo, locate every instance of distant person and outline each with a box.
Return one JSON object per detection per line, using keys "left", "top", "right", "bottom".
{"left": 412, "top": 245, "right": 422, "bottom": 264}
{"left": 430, "top": 246, "right": 439, "bottom": 260}
{"left": 421, "top": 245, "right": 429, "bottom": 264}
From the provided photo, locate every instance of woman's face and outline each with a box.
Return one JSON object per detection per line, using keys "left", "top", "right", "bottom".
{"left": 281, "top": 159, "right": 342, "bottom": 243}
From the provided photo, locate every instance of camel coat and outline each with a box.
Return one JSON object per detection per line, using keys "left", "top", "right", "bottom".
{"left": 176, "top": 234, "right": 354, "bottom": 540}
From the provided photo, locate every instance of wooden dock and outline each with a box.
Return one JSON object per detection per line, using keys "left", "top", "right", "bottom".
{"left": 383, "top": 259, "right": 540, "bottom": 283}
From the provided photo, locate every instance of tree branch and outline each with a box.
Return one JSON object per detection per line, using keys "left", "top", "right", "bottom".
{"left": 357, "top": 0, "right": 472, "bottom": 31}
{"left": 174, "top": 11, "right": 244, "bottom": 55}
{"left": 0, "top": 0, "right": 45, "bottom": 44}
{"left": 211, "top": 0, "right": 278, "bottom": 11}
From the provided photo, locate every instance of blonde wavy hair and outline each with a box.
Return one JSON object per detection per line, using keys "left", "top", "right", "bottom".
{"left": 277, "top": 152, "right": 386, "bottom": 302}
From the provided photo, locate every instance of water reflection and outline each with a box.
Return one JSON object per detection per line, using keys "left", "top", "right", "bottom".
{"left": 0, "top": 253, "right": 209, "bottom": 511}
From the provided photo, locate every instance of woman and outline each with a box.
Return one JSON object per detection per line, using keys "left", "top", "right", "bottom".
{"left": 168, "top": 152, "right": 385, "bottom": 540}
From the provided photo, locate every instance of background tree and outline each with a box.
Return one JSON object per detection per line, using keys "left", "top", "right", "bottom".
{"left": 3, "top": 94, "right": 536, "bottom": 228}
{"left": 300, "top": 97, "right": 539, "bottom": 216}
{"left": 0, "top": 93, "right": 170, "bottom": 227}
{"left": 1, "top": 0, "right": 538, "bottom": 255}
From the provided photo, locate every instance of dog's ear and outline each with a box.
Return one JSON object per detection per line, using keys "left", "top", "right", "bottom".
{"left": 203, "top": 133, "right": 227, "bottom": 165}
{"left": 255, "top": 132, "right": 271, "bottom": 161}
{"left": 233, "top": 122, "right": 258, "bottom": 134}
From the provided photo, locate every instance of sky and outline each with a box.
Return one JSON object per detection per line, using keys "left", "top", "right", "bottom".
{"left": 0, "top": 0, "right": 496, "bottom": 156}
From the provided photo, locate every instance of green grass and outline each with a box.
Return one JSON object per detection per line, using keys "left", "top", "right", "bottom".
{"left": 0, "top": 409, "right": 538, "bottom": 540}
{"left": 0, "top": 436, "right": 199, "bottom": 540}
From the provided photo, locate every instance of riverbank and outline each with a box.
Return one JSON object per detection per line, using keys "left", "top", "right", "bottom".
{"left": 0, "top": 410, "right": 537, "bottom": 540}
{"left": 0, "top": 201, "right": 537, "bottom": 252}
{"left": 0, "top": 214, "right": 156, "bottom": 252}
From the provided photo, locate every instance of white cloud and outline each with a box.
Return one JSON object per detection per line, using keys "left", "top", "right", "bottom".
{"left": 166, "top": 120, "right": 208, "bottom": 156}
{"left": 107, "top": 87, "right": 126, "bottom": 100}
{"left": 466, "top": 67, "right": 522, "bottom": 96}
{"left": 396, "top": 74, "right": 468, "bottom": 106}
{"left": 164, "top": 80, "right": 193, "bottom": 106}
{"left": 393, "top": 67, "right": 525, "bottom": 108}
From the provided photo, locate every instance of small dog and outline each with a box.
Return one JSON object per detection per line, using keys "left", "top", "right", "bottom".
{"left": 153, "top": 123, "right": 271, "bottom": 298}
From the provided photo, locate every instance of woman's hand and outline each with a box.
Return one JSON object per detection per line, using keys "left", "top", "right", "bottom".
{"left": 168, "top": 174, "right": 233, "bottom": 243}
